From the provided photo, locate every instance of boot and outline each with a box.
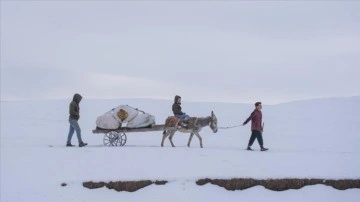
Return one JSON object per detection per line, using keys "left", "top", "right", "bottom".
{"left": 261, "top": 146, "right": 268, "bottom": 151}
{"left": 247, "top": 146, "right": 253, "bottom": 151}
{"left": 79, "top": 142, "right": 88, "bottom": 147}
{"left": 66, "top": 143, "right": 75, "bottom": 147}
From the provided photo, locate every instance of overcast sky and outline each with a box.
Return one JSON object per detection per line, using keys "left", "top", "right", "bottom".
{"left": 1, "top": 1, "right": 359, "bottom": 104}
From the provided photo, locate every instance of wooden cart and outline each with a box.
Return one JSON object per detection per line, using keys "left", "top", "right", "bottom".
{"left": 92, "top": 125, "right": 166, "bottom": 146}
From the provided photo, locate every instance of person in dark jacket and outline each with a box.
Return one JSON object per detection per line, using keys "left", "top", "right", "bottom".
{"left": 66, "top": 93, "right": 87, "bottom": 147}
{"left": 172, "top": 95, "right": 190, "bottom": 124}
{"left": 243, "top": 102, "right": 268, "bottom": 151}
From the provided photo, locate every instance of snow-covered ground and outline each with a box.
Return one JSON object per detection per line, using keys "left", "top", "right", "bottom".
{"left": 1, "top": 97, "right": 360, "bottom": 202}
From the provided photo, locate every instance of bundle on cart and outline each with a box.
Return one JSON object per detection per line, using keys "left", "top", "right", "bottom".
{"left": 96, "top": 105, "right": 155, "bottom": 129}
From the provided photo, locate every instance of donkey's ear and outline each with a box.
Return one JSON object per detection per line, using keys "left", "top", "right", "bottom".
{"left": 211, "top": 110, "right": 214, "bottom": 116}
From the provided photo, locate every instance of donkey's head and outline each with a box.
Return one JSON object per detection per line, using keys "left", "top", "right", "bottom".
{"left": 209, "top": 111, "right": 218, "bottom": 133}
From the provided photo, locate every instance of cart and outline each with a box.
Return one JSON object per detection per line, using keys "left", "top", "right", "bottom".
{"left": 92, "top": 124, "right": 168, "bottom": 146}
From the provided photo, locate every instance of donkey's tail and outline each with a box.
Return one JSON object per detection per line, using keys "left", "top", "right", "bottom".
{"left": 163, "top": 130, "right": 167, "bottom": 135}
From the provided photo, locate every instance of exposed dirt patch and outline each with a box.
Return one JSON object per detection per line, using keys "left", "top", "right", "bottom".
{"left": 154, "top": 180, "right": 167, "bottom": 185}
{"left": 83, "top": 181, "right": 106, "bottom": 189}
{"left": 83, "top": 178, "right": 359, "bottom": 192}
{"left": 196, "top": 178, "right": 211, "bottom": 186}
{"left": 196, "top": 178, "right": 360, "bottom": 191}
{"left": 83, "top": 180, "right": 168, "bottom": 192}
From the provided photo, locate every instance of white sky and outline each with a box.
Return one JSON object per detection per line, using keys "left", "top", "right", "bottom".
{"left": 1, "top": 1, "right": 360, "bottom": 104}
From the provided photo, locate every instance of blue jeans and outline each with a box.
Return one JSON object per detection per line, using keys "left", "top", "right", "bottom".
{"left": 175, "top": 114, "right": 190, "bottom": 120}
{"left": 67, "top": 119, "right": 83, "bottom": 144}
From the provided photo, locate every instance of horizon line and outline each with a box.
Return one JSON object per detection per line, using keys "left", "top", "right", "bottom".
{"left": 1, "top": 95, "right": 359, "bottom": 106}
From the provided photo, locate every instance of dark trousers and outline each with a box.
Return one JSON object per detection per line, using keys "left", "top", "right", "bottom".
{"left": 248, "top": 130, "right": 263, "bottom": 147}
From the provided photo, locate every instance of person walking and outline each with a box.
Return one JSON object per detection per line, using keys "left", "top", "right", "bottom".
{"left": 66, "top": 93, "right": 87, "bottom": 147}
{"left": 243, "top": 102, "right": 268, "bottom": 151}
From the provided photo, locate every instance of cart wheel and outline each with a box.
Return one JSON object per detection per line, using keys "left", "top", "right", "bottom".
{"left": 103, "top": 131, "right": 120, "bottom": 147}
{"left": 119, "top": 132, "right": 127, "bottom": 146}
{"left": 103, "top": 131, "right": 127, "bottom": 147}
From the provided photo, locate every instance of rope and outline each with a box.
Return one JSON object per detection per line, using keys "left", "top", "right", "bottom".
{"left": 134, "top": 108, "right": 146, "bottom": 114}
{"left": 218, "top": 124, "right": 243, "bottom": 129}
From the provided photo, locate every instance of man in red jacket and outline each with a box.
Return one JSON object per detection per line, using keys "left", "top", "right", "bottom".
{"left": 243, "top": 102, "right": 268, "bottom": 151}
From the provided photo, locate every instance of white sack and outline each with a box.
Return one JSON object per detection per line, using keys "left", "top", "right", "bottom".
{"left": 126, "top": 113, "right": 156, "bottom": 128}
{"left": 96, "top": 111, "right": 121, "bottom": 129}
{"left": 112, "top": 105, "right": 139, "bottom": 122}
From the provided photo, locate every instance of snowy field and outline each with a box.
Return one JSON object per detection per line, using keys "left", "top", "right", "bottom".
{"left": 1, "top": 97, "right": 360, "bottom": 202}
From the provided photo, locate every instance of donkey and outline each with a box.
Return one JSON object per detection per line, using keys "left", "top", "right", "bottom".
{"left": 161, "top": 111, "right": 218, "bottom": 148}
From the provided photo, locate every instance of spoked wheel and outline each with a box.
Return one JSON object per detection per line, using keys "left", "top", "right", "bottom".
{"left": 103, "top": 131, "right": 127, "bottom": 147}
{"left": 119, "top": 132, "right": 127, "bottom": 146}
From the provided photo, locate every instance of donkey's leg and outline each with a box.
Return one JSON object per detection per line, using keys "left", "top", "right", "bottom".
{"left": 161, "top": 130, "right": 169, "bottom": 147}
{"left": 195, "top": 132, "right": 203, "bottom": 148}
{"left": 187, "top": 132, "right": 194, "bottom": 147}
{"left": 169, "top": 131, "right": 176, "bottom": 147}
